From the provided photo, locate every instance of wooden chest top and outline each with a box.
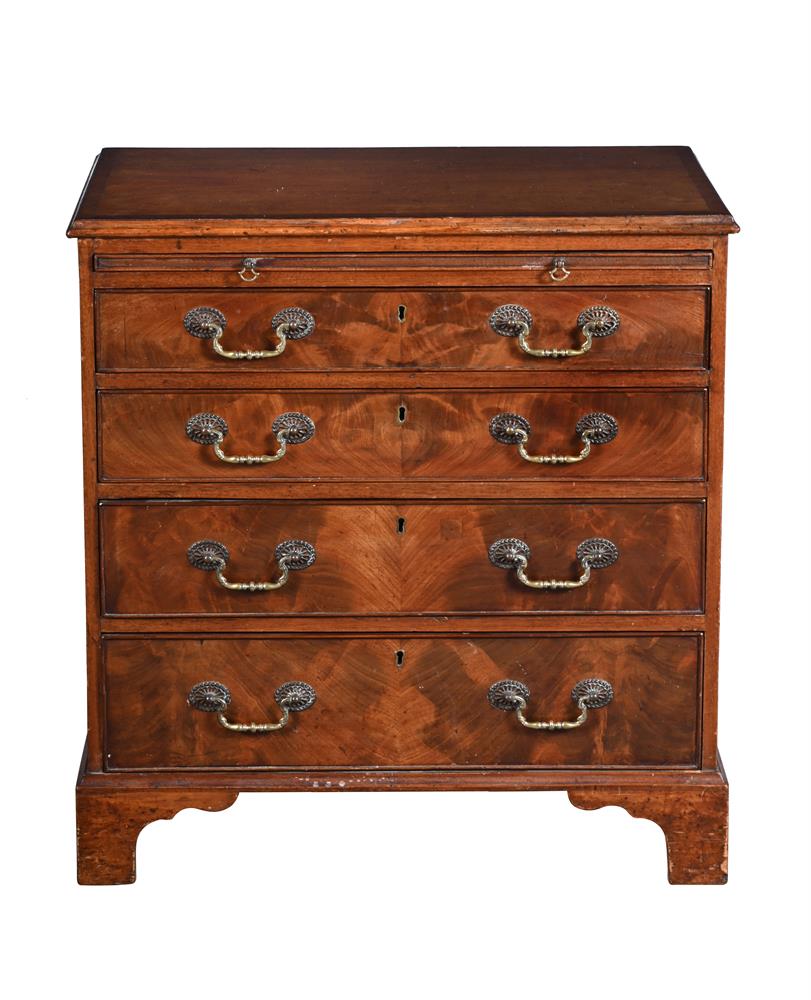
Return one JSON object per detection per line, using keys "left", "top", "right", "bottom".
{"left": 68, "top": 146, "right": 738, "bottom": 237}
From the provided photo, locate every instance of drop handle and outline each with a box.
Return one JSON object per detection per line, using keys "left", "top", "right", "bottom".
{"left": 238, "top": 258, "right": 261, "bottom": 282}
{"left": 548, "top": 257, "right": 571, "bottom": 282}
{"left": 487, "top": 678, "right": 613, "bottom": 730}
{"left": 183, "top": 306, "right": 315, "bottom": 360}
{"left": 186, "top": 411, "right": 316, "bottom": 465}
{"left": 488, "top": 536, "right": 619, "bottom": 590}
{"left": 489, "top": 411, "right": 618, "bottom": 465}
{"left": 188, "top": 680, "right": 317, "bottom": 732}
{"left": 187, "top": 539, "right": 316, "bottom": 592}
{"left": 489, "top": 304, "right": 620, "bottom": 359}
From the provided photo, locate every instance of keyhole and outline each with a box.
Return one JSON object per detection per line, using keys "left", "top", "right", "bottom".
{"left": 398, "top": 304, "right": 407, "bottom": 323}
{"left": 395, "top": 649, "right": 405, "bottom": 668}
{"left": 398, "top": 405, "right": 407, "bottom": 424}
{"left": 397, "top": 517, "right": 406, "bottom": 534}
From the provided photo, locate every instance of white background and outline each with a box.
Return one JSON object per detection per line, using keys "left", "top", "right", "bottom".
{"left": 2, "top": 1, "right": 809, "bottom": 996}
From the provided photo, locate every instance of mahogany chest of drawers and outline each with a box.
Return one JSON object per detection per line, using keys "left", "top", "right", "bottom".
{"left": 69, "top": 147, "right": 737, "bottom": 884}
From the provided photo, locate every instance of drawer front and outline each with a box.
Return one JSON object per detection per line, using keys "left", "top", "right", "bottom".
{"left": 100, "top": 501, "right": 704, "bottom": 616}
{"left": 95, "top": 251, "right": 712, "bottom": 280}
{"left": 99, "top": 389, "right": 705, "bottom": 482}
{"left": 103, "top": 634, "right": 700, "bottom": 769}
{"left": 95, "top": 287, "right": 708, "bottom": 372}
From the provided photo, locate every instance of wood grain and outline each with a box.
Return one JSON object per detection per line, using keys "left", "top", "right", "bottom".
{"left": 90, "top": 267, "right": 712, "bottom": 290}
{"left": 94, "top": 252, "right": 712, "bottom": 273}
{"left": 68, "top": 147, "right": 737, "bottom": 236}
{"left": 569, "top": 777, "right": 728, "bottom": 884}
{"left": 75, "top": 759, "right": 726, "bottom": 884}
{"left": 98, "top": 614, "right": 708, "bottom": 634}
{"left": 700, "top": 235, "right": 728, "bottom": 767}
{"left": 100, "top": 501, "right": 402, "bottom": 616}
{"left": 400, "top": 289, "right": 709, "bottom": 370}
{"left": 76, "top": 784, "right": 238, "bottom": 884}
{"left": 98, "top": 388, "right": 705, "bottom": 482}
{"left": 99, "top": 390, "right": 402, "bottom": 481}
{"left": 400, "top": 390, "right": 705, "bottom": 481}
{"left": 99, "top": 500, "right": 704, "bottom": 616}
{"left": 96, "top": 287, "right": 708, "bottom": 372}
{"left": 103, "top": 634, "right": 700, "bottom": 770}
{"left": 401, "top": 501, "right": 704, "bottom": 614}
{"left": 81, "top": 233, "right": 722, "bottom": 253}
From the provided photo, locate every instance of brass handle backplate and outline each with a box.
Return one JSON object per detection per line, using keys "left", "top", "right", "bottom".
{"left": 488, "top": 536, "right": 619, "bottom": 590}
{"left": 489, "top": 304, "right": 620, "bottom": 359}
{"left": 186, "top": 410, "right": 316, "bottom": 465}
{"left": 489, "top": 410, "right": 618, "bottom": 465}
{"left": 188, "top": 679, "right": 317, "bottom": 732}
{"left": 488, "top": 677, "right": 613, "bottom": 730}
{"left": 187, "top": 538, "right": 316, "bottom": 591}
{"left": 183, "top": 306, "right": 315, "bottom": 360}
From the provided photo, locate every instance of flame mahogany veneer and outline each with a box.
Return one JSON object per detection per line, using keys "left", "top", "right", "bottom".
{"left": 69, "top": 147, "right": 736, "bottom": 884}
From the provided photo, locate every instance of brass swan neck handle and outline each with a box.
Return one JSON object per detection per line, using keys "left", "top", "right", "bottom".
{"left": 489, "top": 411, "right": 619, "bottom": 465}
{"left": 188, "top": 679, "right": 317, "bottom": 732}
{"left": 488, "top": 536, "right": 619, "bottom": 590}
{"left": 186, "top": 411, "right": 316, "bottom": 465}
{"left": 187, "top": 539, "right": 317, "bottom": 592}
{"left": 490, "top": 304, "right": 620, "bottom": 359}
{"left": 488, "top": 678, "right": 613, "bottom": 730}
{"left": 184, "top": 306, "right": 315, "bottom": 360}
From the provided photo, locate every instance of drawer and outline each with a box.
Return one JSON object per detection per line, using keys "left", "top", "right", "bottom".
{"left": 99, "top": 501, "right": 704, "bottom": 616}
{"left": 98, "top": 389, "right": 706, "bottom": 482}
{"left": 102, "top": 633, "right": 701, "bottom": 769}
{"left": 95, "top": 287, "right": 709, "bottom": 372}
